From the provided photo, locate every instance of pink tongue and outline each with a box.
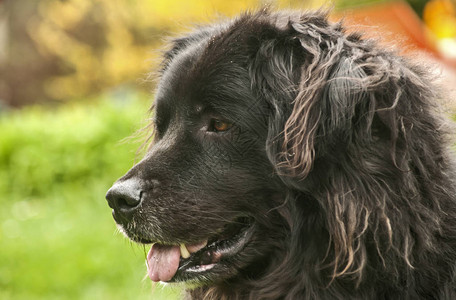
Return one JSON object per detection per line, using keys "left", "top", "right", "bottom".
{"left": 147, "top": 244, "right": 180, "bottom": 282}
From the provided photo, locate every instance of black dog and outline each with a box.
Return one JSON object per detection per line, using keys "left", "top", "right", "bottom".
{"left": 106, "top": 10, "right": 456, "bottom": 299}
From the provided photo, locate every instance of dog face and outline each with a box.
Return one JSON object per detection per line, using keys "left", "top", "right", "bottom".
{"left": 106, "top": 18, "right": 291, "bottom": 284}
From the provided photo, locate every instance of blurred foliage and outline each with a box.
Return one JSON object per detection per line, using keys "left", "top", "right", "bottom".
{"left": 0, "top": 94, "right": 181, "bottom": 299}
{"left": 335, "top": 0, "right": 387, "bottom": 9}
{"left": 423, "top": 0, "right": 456, "bottom": 38}
{"left": 2, "top": 0, "right": 266, "bottom": 106}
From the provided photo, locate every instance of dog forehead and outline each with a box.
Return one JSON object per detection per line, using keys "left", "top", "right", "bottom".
{"left": 155, "top": 35, "right": 258, "bottom": 116}
{"left": 155, "top": 41, "right": 203, "bottom": 100}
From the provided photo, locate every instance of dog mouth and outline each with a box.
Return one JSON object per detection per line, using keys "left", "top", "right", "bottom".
{"left": 144, "top": 216, "right": 254, "bottom": 283}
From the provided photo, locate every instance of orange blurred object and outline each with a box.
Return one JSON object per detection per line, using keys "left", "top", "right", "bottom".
{"left": 333, "top": 1, "right": 456, "bottom": 67}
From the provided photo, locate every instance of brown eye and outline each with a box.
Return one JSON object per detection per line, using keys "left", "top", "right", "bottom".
{"left": 210, "top": 119, "right": 232, "bottom": 132}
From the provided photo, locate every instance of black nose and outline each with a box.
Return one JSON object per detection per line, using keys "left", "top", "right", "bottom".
{"left": 105, "top": 178, "right": 143, "bottom": 222}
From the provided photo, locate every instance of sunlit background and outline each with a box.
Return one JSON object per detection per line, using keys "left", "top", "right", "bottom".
{"left": 1, "top": 0, "right": 455, "bottom": 299}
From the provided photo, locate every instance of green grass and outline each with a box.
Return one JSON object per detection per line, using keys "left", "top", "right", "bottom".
{"left": 0, "top": 94, "right": 182, "bottom": 299}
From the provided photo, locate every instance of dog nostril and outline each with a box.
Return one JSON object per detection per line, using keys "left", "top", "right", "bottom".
{"left": 105, "top": 179, "right": 143, "bottom": 218}
{"left": 106, "top": 186, "right": 142, "bottom": 209}
{"left": 116, "top": 191, "right": 140, "bottom": 209}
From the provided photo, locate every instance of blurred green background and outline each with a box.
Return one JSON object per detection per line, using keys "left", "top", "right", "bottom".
{"left": 0, "top": 0, "right": 455, "bottom": 299}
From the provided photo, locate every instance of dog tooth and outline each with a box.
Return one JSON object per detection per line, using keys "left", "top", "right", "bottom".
{"left": 180, "top": 243, "right": 191, "bottom": 259}
{"left": 187, "top": 240, "right": 208, "bottom": 253}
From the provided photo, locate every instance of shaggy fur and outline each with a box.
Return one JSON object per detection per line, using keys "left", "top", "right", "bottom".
{"left": 106, "top": 10, "right": 456, "bottom": 299}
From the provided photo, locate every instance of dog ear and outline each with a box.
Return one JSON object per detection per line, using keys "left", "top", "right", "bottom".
{"left": 252, "top": 21, "right": 368, "bottom": 180}
{"left": 282, "top": 52, "right": 367, "bottom": 178}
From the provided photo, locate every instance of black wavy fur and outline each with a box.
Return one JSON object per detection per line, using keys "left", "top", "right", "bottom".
{"left": 112, "top": 9, "right": 456, "bottom": 299}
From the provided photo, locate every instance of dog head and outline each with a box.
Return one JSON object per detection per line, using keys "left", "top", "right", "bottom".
{"left": 105, "top": 10, "right": 438, "bottom": 288}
